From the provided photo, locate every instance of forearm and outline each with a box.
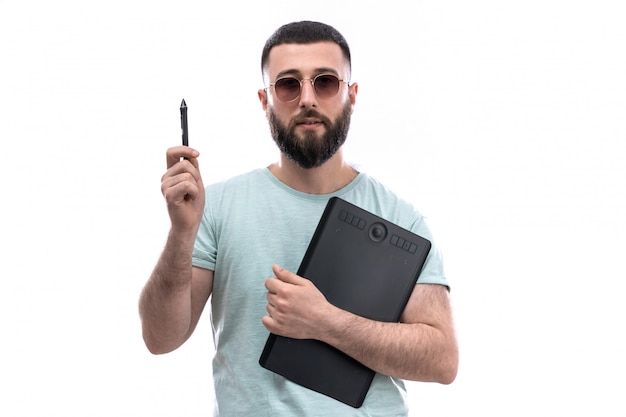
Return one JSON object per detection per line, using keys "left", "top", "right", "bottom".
{"left": 319, "top": 306, "right": 458, "bottom": 383}
{"left": 264, "top": 268, "right": 458, "bottom": 382}
{"left": 139, "top": 229, "right": 196, "bottom": 354}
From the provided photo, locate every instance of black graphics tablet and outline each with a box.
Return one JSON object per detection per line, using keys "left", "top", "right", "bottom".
{"left": 259, "top": 197, "right": 432, "bottom": 408}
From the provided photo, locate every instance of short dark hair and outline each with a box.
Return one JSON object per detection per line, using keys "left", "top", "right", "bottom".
{"left": 261, "top": 21, "right": 352, "bottom": 77}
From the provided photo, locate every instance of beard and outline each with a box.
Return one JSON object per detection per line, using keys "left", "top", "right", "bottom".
{"left": 268, "top": 103, "right": 352, "bottom": 169}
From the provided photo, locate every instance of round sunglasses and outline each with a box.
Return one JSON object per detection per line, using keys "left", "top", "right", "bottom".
{"left": 268, "top": 74, "right": 349, "bottom": 102}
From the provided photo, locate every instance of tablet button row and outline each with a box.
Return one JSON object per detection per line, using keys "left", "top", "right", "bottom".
{"left": 390, "top": 235, "right": 418, "bottom": 254}
{"left": 338, "top": 210, "right": 366, "bottom": 230}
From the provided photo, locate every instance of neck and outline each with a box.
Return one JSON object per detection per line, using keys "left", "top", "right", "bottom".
{"left": 269, "top": 149, "right": 358, "bottom": 195}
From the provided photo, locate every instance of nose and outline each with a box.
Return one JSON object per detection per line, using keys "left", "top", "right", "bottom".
{"left": 298, "top": 79, "right": 317, "bottom": 108}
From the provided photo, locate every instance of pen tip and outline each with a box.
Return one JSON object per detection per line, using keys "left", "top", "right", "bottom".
{"left": 181, "top": 98, "right": 186, "bottom": 107}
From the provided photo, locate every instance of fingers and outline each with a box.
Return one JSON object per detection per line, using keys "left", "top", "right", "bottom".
{"left": 261, "top": 314, "right": 277, "bottom": 334}
{"left": 161, "top": 163, "right": 201, "bottom": 190}
{"left": 271, "top": 264, "right": 305, "bottom": 285}
{"left": 160, "top": 147, "right": 205, "bottom": 231}
{"left": 162, "top": 147, "right": 203, "bottom": 195}
{"left": 262, "top": 267, "right": 323, "bottom": 339}
{"left": 166, "top": 146, "right": 200, "bottom": 169}
{"left": 264, "top": 266, "right": 295, "bottom": 309}
{"left": 263, "top": 284, "right": 286, "bottom": 335}
{"left": 264, "top": 266, "right": 306, "bottom": 300}
{"left": 162, "top": 164, "right": 201, "bottom": 201}
{"left": 264, "top": 266, "right": 309, "bottom": 317}
{"left": 162, "top": 172, "right": 202, "bottom": 203}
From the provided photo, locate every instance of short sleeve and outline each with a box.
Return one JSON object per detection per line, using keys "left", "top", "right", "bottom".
{"left": 192, "top": 200, "right": 217, "bottom": 271}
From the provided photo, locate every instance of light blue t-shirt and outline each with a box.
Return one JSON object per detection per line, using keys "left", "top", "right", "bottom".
{"left": 192, "top": 168, "right": 447, "bottom": 417}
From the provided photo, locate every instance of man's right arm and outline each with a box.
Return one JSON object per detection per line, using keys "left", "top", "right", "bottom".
{"left": 139, "top": 237, "right": 214, "bottom": 354}
{"left": 139, "top": 146, "right": 212, "bottom": 354}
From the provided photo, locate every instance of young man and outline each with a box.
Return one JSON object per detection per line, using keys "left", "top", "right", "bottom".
{"left": 139, "top": 21, "right": 458, "bottom": 416}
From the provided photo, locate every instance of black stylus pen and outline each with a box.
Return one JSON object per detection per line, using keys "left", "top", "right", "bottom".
{"left": 180, "top": 99, "right": 188, "bottom": 147}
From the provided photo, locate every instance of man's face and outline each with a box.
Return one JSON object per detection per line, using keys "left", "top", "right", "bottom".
{"left": 259, "top": 42, "right": 357, "bottom": 169}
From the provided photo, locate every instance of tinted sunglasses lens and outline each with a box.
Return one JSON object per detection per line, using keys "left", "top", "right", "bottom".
{"left": 274, "top": 78, "right": 301, "bottom": 102}
{"left": 314, "top": 75, "right": 340, "bottom": 98}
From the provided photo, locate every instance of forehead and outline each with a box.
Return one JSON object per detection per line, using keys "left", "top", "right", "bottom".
{"left": 266, "top": 42, "right": 348, "bottom": 79}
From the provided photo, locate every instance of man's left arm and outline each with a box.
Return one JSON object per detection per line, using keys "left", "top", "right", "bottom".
{"left": 263, "top": 264, "right": 459, "bottom": 383}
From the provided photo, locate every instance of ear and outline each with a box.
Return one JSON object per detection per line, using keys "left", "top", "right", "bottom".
{"left": 258, "top": 88, "right": 269, "bottom": 112}
{"left": 348, "top": 82, "right": 358, "bottom": 109}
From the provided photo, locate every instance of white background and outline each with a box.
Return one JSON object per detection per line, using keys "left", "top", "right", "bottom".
{"left": 1, "top": 1, "right": 625, "bottom": 415}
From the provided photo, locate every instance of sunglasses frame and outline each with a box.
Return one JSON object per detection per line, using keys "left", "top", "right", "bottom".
{"left": 267, "top": 73, "right": 349, "bottom": 103}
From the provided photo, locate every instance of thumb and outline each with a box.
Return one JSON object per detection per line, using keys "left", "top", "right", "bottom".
{"left": 272, "top": 264, "right": 304, "bottom": 285}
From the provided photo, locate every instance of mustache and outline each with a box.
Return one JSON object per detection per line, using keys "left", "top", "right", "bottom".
{"left": 292, "top": 109, "right": 331, "bottom": 125}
